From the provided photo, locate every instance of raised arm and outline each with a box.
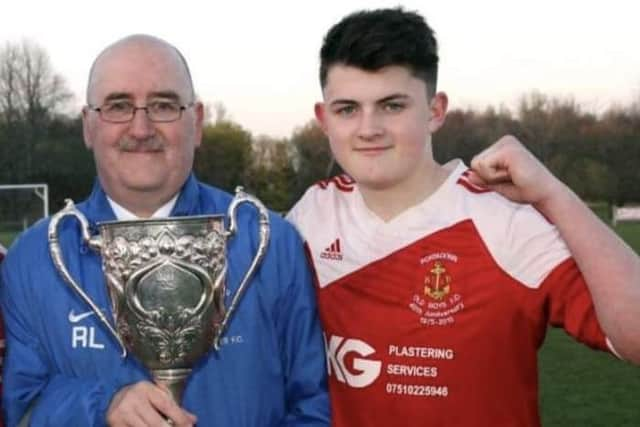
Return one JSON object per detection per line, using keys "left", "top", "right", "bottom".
{"left": 469, "top": 135, "right": 640, "bottom": 363}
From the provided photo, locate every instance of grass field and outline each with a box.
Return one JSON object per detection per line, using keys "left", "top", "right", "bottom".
{"left": 0, "top": 231, "right": 17, "bottom": 249}
{"left": 539, "top": 220, "right": 640, "bottom": 426}
{"left": 1, "top": 216, "right": 640, "bottom": 425}
{"left": 540, "top": 329, "right": 640, "bottom": 425}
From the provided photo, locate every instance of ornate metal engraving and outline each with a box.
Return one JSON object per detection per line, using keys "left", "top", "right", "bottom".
{"left": 48, "top": 187, "right": 270, "bottom": 404}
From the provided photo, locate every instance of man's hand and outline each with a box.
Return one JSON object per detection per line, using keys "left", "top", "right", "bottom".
{"left": 107, "top": 381, "right": 197, "bottom": 427}
{"left": 468, "top": 135, "right": 565, "bottom": 209}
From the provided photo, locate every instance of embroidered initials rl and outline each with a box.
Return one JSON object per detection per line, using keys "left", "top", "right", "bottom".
{"left": 72, "top": 326, "right": 105, "bottom": 349}
{"left": 69, "top": 308, "right": 105, "bottom": 349}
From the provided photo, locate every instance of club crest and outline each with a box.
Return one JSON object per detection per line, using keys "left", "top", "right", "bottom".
{"left": 423, "top": 261, "right": 452, "bottom": 300}
{"left": 409, "top": 252, "right": 465, "bottom": 327}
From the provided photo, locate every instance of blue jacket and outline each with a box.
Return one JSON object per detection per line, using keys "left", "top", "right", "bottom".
{"left": 0, "top": 175, "right": 330, "bottom": 426}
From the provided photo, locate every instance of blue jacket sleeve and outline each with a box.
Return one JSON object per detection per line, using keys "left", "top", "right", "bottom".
{"left": 1, "top": 248, "right": 120, "bottom": 427}
{"left": 271, "top": 221, "right": 330, "bottom": 426}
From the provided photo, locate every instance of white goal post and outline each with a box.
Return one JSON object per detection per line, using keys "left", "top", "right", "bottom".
{"left": 0, "top": 183, "right": 49, "bottom": 222}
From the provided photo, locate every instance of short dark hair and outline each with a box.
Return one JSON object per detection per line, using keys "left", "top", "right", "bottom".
{"left": 319, "top": 8, "right": 439, "bottom": 98}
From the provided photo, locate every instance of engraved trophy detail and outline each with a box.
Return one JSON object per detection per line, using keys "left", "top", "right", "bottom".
{"left": 48, "top": 187, "right": 270, "bottom": 404}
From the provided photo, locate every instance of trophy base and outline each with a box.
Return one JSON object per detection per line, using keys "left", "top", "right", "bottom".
{"left": 154, "top": 367, "right": 192, "bottom": 404}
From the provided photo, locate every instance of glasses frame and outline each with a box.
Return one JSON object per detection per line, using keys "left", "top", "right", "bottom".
{"left": 87, "top": 102, "right": 195, "bottom": 123}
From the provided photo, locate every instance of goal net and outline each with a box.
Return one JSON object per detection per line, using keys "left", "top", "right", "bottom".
{"left": 0, "top": 184, "right": 49, "bottom": 247}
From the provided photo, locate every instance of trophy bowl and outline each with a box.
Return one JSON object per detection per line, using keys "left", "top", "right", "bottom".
{"left": 48, "top": 187, "right": 270, "bottom": 403}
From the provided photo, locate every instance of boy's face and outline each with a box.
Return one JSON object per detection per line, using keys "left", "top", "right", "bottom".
{"left": 315, "top": 65, "right": 446, "bottom": 191}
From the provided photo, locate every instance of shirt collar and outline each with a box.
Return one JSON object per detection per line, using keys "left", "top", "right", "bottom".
{"left": 83, "top": 173, "right": 203, "bottom": 224}
{"left": 107, "top": 194, "right": 179, "bottom": 221}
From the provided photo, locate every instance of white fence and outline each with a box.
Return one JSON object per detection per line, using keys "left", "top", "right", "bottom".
{"left": 612, "top": 205, "right": 640, "bottom": 226}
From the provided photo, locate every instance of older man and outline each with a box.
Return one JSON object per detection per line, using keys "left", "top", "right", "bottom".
{"left": 0, "top": 35, "right": 329, "bottom": 427}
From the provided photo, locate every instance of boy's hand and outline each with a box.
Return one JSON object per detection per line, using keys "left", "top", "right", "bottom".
{"left": 468, "top": 135, "right": 565, "bottom": 209}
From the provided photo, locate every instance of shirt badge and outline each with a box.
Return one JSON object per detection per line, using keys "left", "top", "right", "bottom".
{"left": 409, "top": 252, "right": 465, "bottom": 327}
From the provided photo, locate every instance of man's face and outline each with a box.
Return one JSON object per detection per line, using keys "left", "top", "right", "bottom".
{"left": 316, "top": 65, "right": 446, "bottom": 191}
{"left": 82, "top": 40, "right": 203, "bottom": 205}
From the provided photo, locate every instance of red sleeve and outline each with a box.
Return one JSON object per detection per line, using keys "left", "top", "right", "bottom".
{"left": 543, "top": 258, "right": 610, "bottom": 352}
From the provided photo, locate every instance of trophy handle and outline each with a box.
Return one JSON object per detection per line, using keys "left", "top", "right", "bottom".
{"left": 215, "top": 187, "right": 270, "bottom": 349}
{"left": 48, "top": 199, "right": 127, "bottom": 357}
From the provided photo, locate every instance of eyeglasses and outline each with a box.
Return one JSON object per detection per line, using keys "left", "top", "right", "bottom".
{"left": 88, "top": 100, "right": 195, "bottom": 123}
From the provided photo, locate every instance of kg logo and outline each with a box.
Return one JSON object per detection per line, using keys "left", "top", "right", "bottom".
{"left": 325, "top": 334, "right": 382, "bottom": 388}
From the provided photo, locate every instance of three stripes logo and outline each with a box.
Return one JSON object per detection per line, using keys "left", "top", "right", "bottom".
{"left": 320, "top": 238, "right": 343, "bottom": 261}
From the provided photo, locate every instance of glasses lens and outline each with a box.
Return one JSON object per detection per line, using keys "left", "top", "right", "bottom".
{"left": 101, "top": 101, "right": 134, "bottom": 122}
{"left": 96, "top": 101, "right": 187, "bottom": 123}
{"left": 148, "top": 101, "right": 181, "bottom": 122}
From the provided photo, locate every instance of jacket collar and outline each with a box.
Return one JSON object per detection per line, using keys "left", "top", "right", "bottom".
{"left": 171, "top": 173, "right": 201, "bottom": 217}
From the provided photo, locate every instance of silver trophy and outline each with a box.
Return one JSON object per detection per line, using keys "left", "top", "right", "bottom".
{"left": 48, "top": 187, "right": 270, "bottom": 404}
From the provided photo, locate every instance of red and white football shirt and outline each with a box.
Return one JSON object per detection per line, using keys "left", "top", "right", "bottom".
{"left": 287, "top": 161, "right": 612, "bottom": 427}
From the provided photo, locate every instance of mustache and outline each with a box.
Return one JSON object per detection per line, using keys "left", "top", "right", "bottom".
{"left": 118, "top": 137, "right": 166, "bottom": 152}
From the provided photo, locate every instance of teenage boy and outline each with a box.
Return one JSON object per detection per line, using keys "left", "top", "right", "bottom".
{"left": 287, "top": 8, "right": 640, "bottom": 427}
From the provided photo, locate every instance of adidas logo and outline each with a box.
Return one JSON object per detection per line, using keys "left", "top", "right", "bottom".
{"left": 320, "top": 238, "right": 343, "bottom": 261}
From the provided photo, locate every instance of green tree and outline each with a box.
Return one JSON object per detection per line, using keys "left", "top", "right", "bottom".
{"left": 194, "top": 120, "right": 253, "bottom": 193}
{"left": 434, "top": 109, "right": 486, "bottom": 164}
{"left": 289, "top": 120, "right": 334, "bottom": 201}
{"left": 0, "top": 40, "right": 72, "bottom": 182}
{"left": 597, "top": 108, "right": 640, "bottom": 204}
{"left": 39, "top": 116, "right": 94, "bottom": 210}
{"left": 246, "top": 136, "right": 297, "bottom": 212}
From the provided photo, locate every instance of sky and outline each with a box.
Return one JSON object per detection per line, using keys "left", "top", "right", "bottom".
{"left": 2, "top": 0, "right": 638, "bottom": 138}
